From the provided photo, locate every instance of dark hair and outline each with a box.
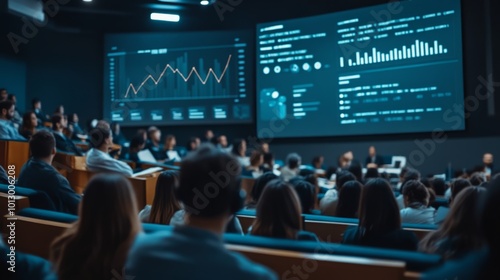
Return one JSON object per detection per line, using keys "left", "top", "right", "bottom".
{"left": 231, "top": 138, "right": 246, "bottom": 157}
{"left": 177, "top": 144, "right": 242, "bottom": 217}
{"left": 251, "top": 179, "right": 303, "bottom": 240}
{"left": 289, "top": 178, "right": 315, "bottom": 214}
{"left": 402, "top": 180, "right": 430, "bottom": 207}
{"left": 336, "top": 180, "right": 362, "bottom": 218}
{"left": 129, "top": 135, "right": 145, "bottom": 150}
{"left": 286, "top": 153, "right": 301, "bottom": 169}
{"left": 401, "top": 168, "right": 421, "bottom": 188}
{"left": 451, "top": 179, "right": 472, "bottom": 202}
{"left": 347, "top": 160, "right": 363, "bottom": 182}
{"left": 30, "top": 131, "right": 55, "bottom": 158}
{"left": 364, "top": 168, "right": 379, "bottom": 181}
{"left": 312, "top": 156, "right": 323, "bottom": 166}
{"left": 482, "top": 177, "right": 500, "bottom": 252}
{"left": 51, "top": 114, "right": 64, "bottom": 130}
{"left": 68, "top": 113, "right": 78, "bottom": 124}
{"left": 469, "top": 172, "right": 485, "bottom": 186}
{"left": 0, "top": 100, "right": 13, "bottom": 113}
{"left": 432, "top": 178, "right": 447, "bottom": 196}
{"left": 263, "top": 152, "right": 274, "bottom": 165}
{"left": 298, "top": 168, "right": 315, "bottom": 177}
{"left": 187, "top": 137, "right": 199, "bottom": 151}
{"left": 89, "top": 127, "right": 111, "bottom": 148}
{"left": 7, "top": 94, "right": 15, "bottom": 101}
{"left": 249, "top": 150, "right": 263, "bottom": 167}
{"left": 336, "top": 170, "right": 357, "bottom": 190}
{"left": 31, "top": 98, "right": 41, "bottom": 107}
{"left": 250, "top": 171, "right": 278, "bottom": 204}
{"left": 358, "top": 178, "right": 401, "bottom": 238}
{"left": 22, "top": 111, "right": 36, "bottom": 130}
{"left": 149, "top": 171, "right": 181, "bottom": 224}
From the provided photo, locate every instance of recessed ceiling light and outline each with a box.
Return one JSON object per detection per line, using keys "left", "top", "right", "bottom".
{"left": 200, "top": 0, "right": 209, "bottom": 5}
{"left": 83, "top": 0, "right": 92, "bottom": 2}
{"left": 150, "top": 13, "right": 180, "bottom": 22}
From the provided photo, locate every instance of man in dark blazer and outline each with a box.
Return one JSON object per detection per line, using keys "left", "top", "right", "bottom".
{"left": 365, "top": 146, "right": 384, "bottom": 168}
{"left": 52, "top": 114, "right": 84, "bottom": 156}
{"left": 18, "top": 130, "right": 82, "bottom": 214}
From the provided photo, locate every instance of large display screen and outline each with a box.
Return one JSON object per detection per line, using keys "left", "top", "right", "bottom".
{"left": 256, "top": 0, "right": 464, "bottom": 138}
{"left": 104, "top": 31, "right": 254, "bottom": 126}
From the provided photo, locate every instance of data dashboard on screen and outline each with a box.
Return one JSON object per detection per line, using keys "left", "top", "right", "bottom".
{"left": 103, "top": 31, "right": 253, "bottom": 126}
{"left": 256, "top": 0, "right": 464, "bottom": 138}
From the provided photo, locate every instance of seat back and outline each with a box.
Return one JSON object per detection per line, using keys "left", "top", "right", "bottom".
{"left": 0, "top": 139, "right": 30, "bottom": 171}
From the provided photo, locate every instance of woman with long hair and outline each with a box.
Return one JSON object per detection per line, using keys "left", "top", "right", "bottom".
{"left": 19, "top": 111, "right": 38, "bottom": 139}
{"left": 336, "top": 180, "right": 362, "bottom": 218}
{"left": 342, "top": 178, "right": 418, "bottom": 251}
{"left": 249, "top": 179, "right": 318, "bottom": 241}
{"left": 50, "top": 174, "right": 141, "bottom": 280}
{"left": 139, "top": 170, "right": 181, "bottom": 224}
{"left": 418, "top": 186, "right": 487, "bottom": 259}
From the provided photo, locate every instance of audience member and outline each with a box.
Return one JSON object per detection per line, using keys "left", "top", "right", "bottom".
{"left": 261, "top": 152, "right": 276, "bottom": 174}
{"left": 336, "top": 180, "right": 362, "bottom": 218}
{"left": 164, "top": 134, "right": 181, "bottom": 162}
{"left": 249, "top": 179, "right": 319, "bottom": 241}
{"left": 32, "top": 98, "right": 49, "bottom": 125}
{"left": 289, "top": 177, "right": 318, "bottom": 215}
{"left": 280, "top": 153, "right": 301, "bottom": 182}
{"left": 111, "top": 122, "right": 128, "bottom": 147}
{"left": 125, "top": 144, "right": 277, "bottom": 280}
{"left": 244, "top": 150, "right": 264, "bottom": 178}
{"left": 320, "top": 170, "right": 357, "bottom": 216}
{"left": 365, "top": 146, "right": 384, "bottom": 168}
{"left": 18, "top": 131, "right": 81, "bottom": 214}
{"left": 51, "top": 114, "right": 83, "bottom": 156}
{"left": 342, "top": 178, "right": 418, "bottom": 251}
{"left": 396, "top": 167, "right": 421, "bottom": 209}
{"left": 0, "top": 100, "right": 25, "bottom": 140}
{"left": 122, "top": 135, "right": 146, "bottom": 164}
{"left": 68, "top": 113, "right": 85, "bottom": 140}
{"left": 146, "top": 126, "right": 166, "bottom": 161}
{"left": 203, "top": 129, "right": 214, "bottom": 143}
{"left": 400, "top": 180, "right": 435, "bottom": 224}
{"left": 0, "top": 88, "right": 7, "bottom": 101}
{"left": 364, "top": 167, "right": 379, "bottom": 181}
{"left": 187, "top": 136, "right": 201, "bottom": 152}
{"left": 311, "top": 155, "right": 326, "bottom": 175}
{"left": 231, "top": 138, "right": 249, "bottom": 167}
{"left": 86, "top": 126, "right": 133, "bottom": 176}
{"left": 419, "top": 186, "right": 486, "bottom": 260}
{"left": 19, "top": 111, "right": 38, "bottom": 139}
{"left": 50, "top": 174, "right": 141, "bottom": 280}
{"left": 216, "top": 134, "right": 231, "bottom": 153}
{"left": 7, "top": 94, "right": 22, "bottom": 127}
{"left": 259, "top": 141, "right": 270, "bottom": 154}
{"left": 347, "top": 160, "right": 363, "bottom": 182}
{"left": 245, "top": 171, "right": 278, "bottom": 209}
{"left": 469, "top": 172, "right": 486, "bottom": 186}
{"left": 139, "top": 170, "right": 181, "bottom": 224}
{"left": 432, "top": 177, "right": 448, "bottom": 196}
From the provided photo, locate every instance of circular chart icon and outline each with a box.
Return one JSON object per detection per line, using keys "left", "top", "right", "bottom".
{"left": 314, "top": 62, "right": 322, "bottom": 70}
{"left": 290, "top": 64, "right": 299, "bottom": 73}
{"left": 263, "top": 67, "right": 270, "bottom": 75}
{"left": 302, "top": 63, "right": 311, "bottom": 71}
{"left": 274, "top": 66, "right": 281, "bottom": 73}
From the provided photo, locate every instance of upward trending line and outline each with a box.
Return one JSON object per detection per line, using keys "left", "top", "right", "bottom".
{"left": 124, "top": 55, "right": 232, "bottom": 98}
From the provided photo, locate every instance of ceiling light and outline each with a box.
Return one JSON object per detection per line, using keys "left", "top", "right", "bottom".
{"left": 83, "top": 0, "right": 92, "bottom": 2}
{"left": 150, "top": 12, "right": 180, "bottom": 22}
{"left": 200, "top": 0, "right": 209, "bottom": 5}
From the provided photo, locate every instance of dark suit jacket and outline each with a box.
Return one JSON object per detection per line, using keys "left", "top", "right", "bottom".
{"left": 365, "top": 155, "right": 384, "bottom": 167}
{"left": 18, "top": 158, "right": 82, "bottom": 215}
{"left": 53, "top": 132, "right": 83, "bottom": 156}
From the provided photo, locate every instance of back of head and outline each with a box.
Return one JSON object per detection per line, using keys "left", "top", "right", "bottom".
{"left": 482, "top": 178, "right": 500, "bottom": 254}
{"left": 150, "top": 170, "right": 181, "bottom": 224}
{"left": 30, "top": 131, "right": 55, "bottom": 159}
{"left": 402, "top": 168, "right": 421, "bottom": 186}
{"left": 286, "top": 153, "right": 301, "bottom": 169}
{"left": 336, "top": 170, "right": 357, "bottom": 190}
{"left": 129, "top": 134, "right": 146, "bottom": 150}
{"left": 263, "top": 152, "right": 274, "bottom": 165}
{"left": 432, "top": 178, "right": 447, "bottom": 196}
{"left": 289, "top": 178, "right": 315, "bottom": 214}
{"left": 336, "top": 180, "right": 362, "bottom": 218}
{"left": 358, "top": 178, "right": 401, "bottom": 236}
{"left": 0, "top": 100, "right": 13, "bottom": 114}
{"left": 451, "top": 178, "right": 472, "bottom": 202}
{"left": 402, "top": 180, "right": 430, "bottom": 207}
{"left": 177, "top": 144, "right": 243, "bottom": 217}
{"left": 469, "top": 172, "right": 486, "bottom": 186}
{"left": 252, "top": 179, "right": 302, "bottom": 239}
{"left": 251, "top": 171, "right": 278, "bottom": 203}
{"left": 89, "top": 126, "right": 111, "bottom": 148}
{"left": 51, "top": 114, "right": 63, "bottom": 130}
{"left": 364, "top": 168, "right": 379, "bottom": 180}
{"left": 51, "top": 173, "right": 140, "bottom": 279}
{"left": 249, "top": 150, "right": 263, "bottom": 166}
{"left": 347, "top": 160, "right": 363, "bottom": 182}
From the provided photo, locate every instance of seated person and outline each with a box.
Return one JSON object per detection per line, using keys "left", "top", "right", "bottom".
{"left": 243, "top": 150, "right": 264, "bottom": 178}
{"left": 244, "top": 172, "right": 278, "bottom": 210}
{"left": 400, "top": 180, "right": 435, "bottom": 224}
{"left": 336, "top": 180, "right": 363, "bottom": 218}
{"left": 289, "top": 177, "right": 320, "bottom": 215}
{"left": 125, "top": 144, "right": 277, "bottom": 280}
{"left": 51, "top": 114, "right": 83, "bottom": 156}
{"left": 0, "top": 100, "right": 25, "bottom": 140}
{"left": 342, "top": 178, "right": 418, "bottom": 251}
{"left": 139, "top": 170, "right": 181, "bottom": 224}
{"left": 231, "top": 138, "right": 249, "bottom": 167}
{"left": 280, "top": 153, "right": 301, "bottom": 182}
{"left": 121, "top": 134, "right": 146, "bottom": 164}
{"left": 248, "top": 179, "right": 319, "bottom": 241}
{"left": 86, "top": 126, "right": 133, "bottom": 176}
{"left": 31, "top": 98, "right": 50, "bottom": 126}
{"left": 146, "top": 126, "right": 167, "bottom": 161}
{"left": 365, "top": 146, "right": 384, "bottom": 168}
{"left": 311, "top": 155, "right": 326, "bottom": 175}
{"left": 186, "top": 137, "right": 201, "bottom": 153}
{"left": 68, "top": 113, "right": 86, "bottom": 141}
{"left": 17, "top": 131, "right": 81, "bottom": 214}
{"left": 19, "top": 111, "right": 39, "bottom": 140}
{"left": 111, "top": 122, "right": 127, "bottom": 147}
{"left": 163, "top": 134, "right": 181, "bottom": 162}
{"left": 320, "top": 170, "right": 357, "bottom": 216}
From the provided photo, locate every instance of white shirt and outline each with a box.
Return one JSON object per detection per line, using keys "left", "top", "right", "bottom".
{"left": 86, "top": 148, "right": 133, "bottom": 176}
{"left": 280, "top": 166, "right": 299, "bottom": 182}
{"left": 319, "top": 189, "right": 339, "bottom": 216}
{"left": 400, "top": 204, "right": 436, "bottom": 224}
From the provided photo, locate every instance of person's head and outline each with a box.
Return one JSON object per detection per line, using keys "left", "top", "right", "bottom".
{"left": 419, "top": 186, "right": 487, "bottom": 259}
{"left": 148, "top": 127, "right": 161, "bottom": 143}
{"left": 54, "top": 105, "right": 64, "bottom": 114}
{"left": 187, "top": 137, "right": 200, "bottom": 151}
{"left": 51, "top": 114, "right": 67, "bottom": 131}
{"left": 251, "top": 179, "right": 303, "bottom": 240}
{"left": 469, "top": 172, "right": 486, "bottom": 186}
{"left": 231, "top": 138, "right": 246, "bottom": 157}
{"left": 32, "top": 98, "right": 41, "bottom": 110}
{"left": 450, "top": 178, "right": 472, "bottom": 203}
{"left": 250, "top": 171, "right": 279, "bottom": 205}
{"left": 336, "top": 170, "right": 357, "bottom": 190}
{"left": 260, "top": 142, "right": 269, "bottom": 153}
{"left": 129, "top": 135, "right": 146, "bottom": 152}
{"left": 96, "top": 120, "right": 110, "bottom": 129}
{"left": 263, "top": 152, "right": 274, "bottom": 167}
{"left": 483, "top": 153, "right": 494, "bottom": 167}
{"left": 164, "top": 134, "right": 176, "bottom": 150}
{"left": 289, "top": 178, "right": 316, "bottom": 214}
{"left": 481, "top": 177, "right": 500, "bottom": 254}
{"left": 336, "top": 180, "right": 363, "bottom": 218}
{"left": 347, "top": 160, "right": 363, "bottom": 182}
{"left": 7, "top": 93, "right": 16, "bottom": 104}
{"left": 69, "top": 113, "right": 79, "bottom": 124}
{"left": 358, "top": 178, "right": 401, "bottom": 237}
{"left": 217, "top": 135, "right": 228, "bottom": 147}
{"left": 0, "top": 89, "right": 7, "bottom": 101}
{"left": 401, "top": 180, "right": 430, "bottom": 207}
{"left": 364, "top": 168, "right": 379, "bottom": 180}
{"left": 0, "top": 100, "right": 14, "bottom": 120}
{"left": 286, "top": 153, "right": 301, "bottom": 169}
{"left": 50, "top": 174, "right": 141, "bottom": 279}
{"left": 249, "top": 150, "right": 264, "bottom": 167}
{"left": 149, "top": 170, "right": 181, "bottom": 224}
{"left": 205, "top": 129, "right": 214, "bottom": 140}
{"left": 30, "top": 130, "right": 56, "bottom": 160}
{"left": 89, "top": 126, "right": 112, "bottom": 149}
{"left": 401, "top": 168, "right": 421, "bottom": 186}
{"left": 369, "top": 146, "right": 376, "bottom": 157}
{"left": 136, "top": 129, "right": 147, "bottom": 141}
{"left": 22, "top": 111, "right": 38, "bottom": 129}
{"left": 432, "top": 177, "right": 447, "bottom": 196}
{"left": 177, "top": 144, "right": 243, "bottom": 220}
{"left": 312, "top": 156, "right": 324, "bottom": 169}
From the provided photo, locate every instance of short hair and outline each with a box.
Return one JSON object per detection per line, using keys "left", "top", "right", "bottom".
{"left": 469, "top": 172, "right": 486, "bottom": 186}
{"left": 289, "top": 178, "right": 315, "bottom": 214}
{"left": 0, "top": 100, "right": 14, "bottom": 113}
{"left": 286, "top": 153, "right": 301, "bottom": 169}
{"left": 51, "top": 114, "right": 64, "bottom": 130}
{"left": 32, "top": 98, "right": 41, "bottom": 107}
{"left": 30, "top": 130, "right": 55, "bottom": 158}
{"left": 251, "top": 171, "right": 278, "bottom": 204}
{"left": 89, "top": 127, "right": 111, "bottom": 148}
{"left": 402, "top": 180, "right": 430, "bottom": 206}
{"left": 432, "top": 178, "right": 447, "bottom": 196}
{"left": 177, "top": 144, "right": 242, "bottom": 217}
{"left": 129, "top": 135, "right": 145, "bottom": 149}
{"left": 451, "top": 179, "right": 472, "bottom": 201}
{"left": 336, "top": 170, "right": 357, "bottom": 190}
{"left": 263, "top": 152, "right": 274, "bottom": 164}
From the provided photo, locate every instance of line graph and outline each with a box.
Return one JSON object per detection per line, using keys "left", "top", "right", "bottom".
{"left": 124, "top": 54, "right": 232, "bottom": 98}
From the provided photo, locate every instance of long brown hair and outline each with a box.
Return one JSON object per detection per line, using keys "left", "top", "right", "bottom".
{"left": 251, "top": 179, "right": 303, "bottom": 240}
{"left": 149, "top": 170, "right": 181, "bottom": 224}
{"left": 50, "top": 174, "right": 141, "bottom": 280}
{"left": 419, "top": 186, "right": 486, "bottom": 259}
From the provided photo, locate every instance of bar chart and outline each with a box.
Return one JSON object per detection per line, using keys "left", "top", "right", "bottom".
{"left": 340, "top": 40, "right": 449, "bottom": 68}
